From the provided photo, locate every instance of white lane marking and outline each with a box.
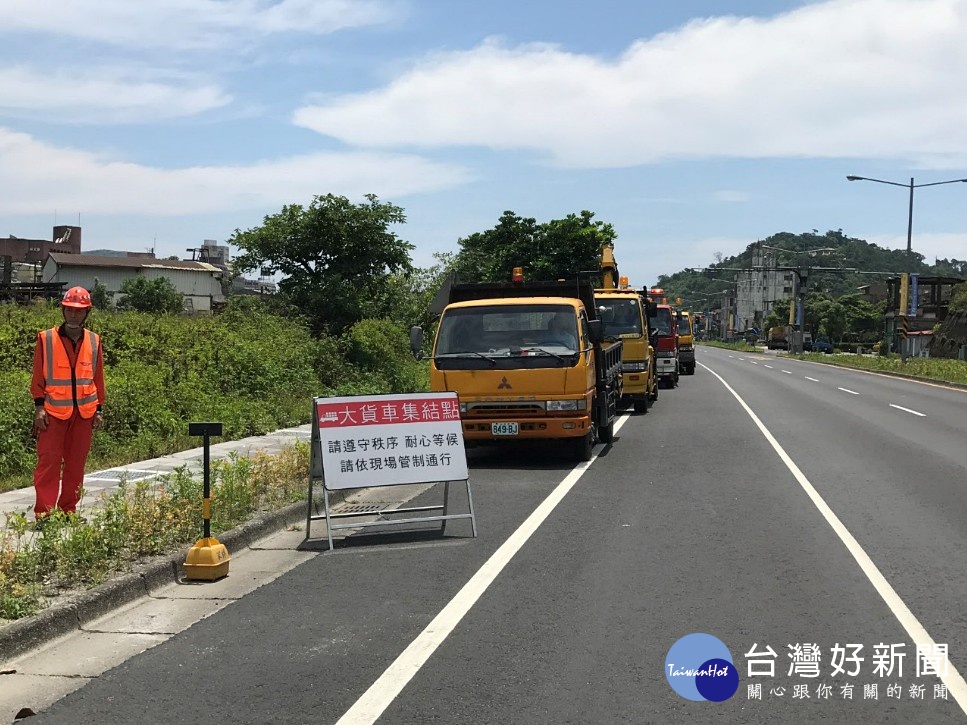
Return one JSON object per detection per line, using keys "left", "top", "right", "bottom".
{"left": 728, "top": 355, "right": 735, "bottom": 358}
{"left": 750, "top": 361, "right": 758, "bottom": 365}
{"left": 838, "top": 387, "right": 859, "bottom": 395}
{"left": 794, "top": 360, "right": 967, "bottom": 394}
{"left": 737, "top": 357, "right": 745, "bottom": 361}
{"left": 335, "top": 417, "right": 629, "bottom": 724}
{"left": 781, "top": 370, "right": 792, "bottom": 375}
{"left": 697, "top": 360, "right": 967, "bottom": 716}
{"left": 890, "top": 404, "right": 926, "bottom": 417}
{"left": 805, "top": 376, "right": 819, "bottom": 382}
{"left": 764, "top": 364, "right": 774, "bottom": 369}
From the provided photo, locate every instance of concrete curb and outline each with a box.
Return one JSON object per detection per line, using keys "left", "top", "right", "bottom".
{"left": 0, "top": 490, "right": 342, "bottom": 663}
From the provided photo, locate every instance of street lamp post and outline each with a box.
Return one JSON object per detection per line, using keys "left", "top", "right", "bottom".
{"left": 846, "top": 175, "right": 967, "bottom": 265}
{"left": 847, "top": 174, "right": 967, "bottom": 355}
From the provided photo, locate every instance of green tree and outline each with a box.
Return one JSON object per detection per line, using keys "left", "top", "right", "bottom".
{"left": 454, "top": 210, "right": 616, "bottom": 283}
{"left": 117, "top": 276, "right": 184, "bottom": 314}
{"left": 949, "top": 282, "right": 967, "bottom": 314}
{"left": 230, "top": 194, "right": 414, "bottom": 335}
{"left": 90, "top": 279, "right": 114, "bottom": 310}
{"left": 838, "top": 293, "right": 884, "bottom": 342}
{"left": 806, "top": 297, "right": 848, "bottom": 341}
{"left": 762, "top": 298, "right": 792, "bottom": 333}
{"left": 363, "top": 252, "right": 457, "bottom": 332}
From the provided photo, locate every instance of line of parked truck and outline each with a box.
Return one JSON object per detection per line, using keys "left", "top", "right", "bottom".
{"left": 409, "top": 245, "right": 697, "bottom": 461}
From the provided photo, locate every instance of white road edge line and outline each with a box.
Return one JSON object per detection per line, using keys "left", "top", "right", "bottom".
{"left": 838, "top": 387, "right": 859, "bottom": 395}
{"left": 697, "top": 360, "right": 967, "bottom": 716}
{"left": 750, "top": 361, "right": 758, "bottom": 365}
{"left": 805, "top": 376, "right": 819, "bottom": 382}
{"left": 781, "top": 370, "right": 792, "bottom": 375}
{"left": 335, "top": 416, "right": 630, "bottom": 724}
{"left": 890, "top": 403, "right": 926, "bottom": 417}
{"left": 764, "top": 364, "right": 774, "bottom": 369}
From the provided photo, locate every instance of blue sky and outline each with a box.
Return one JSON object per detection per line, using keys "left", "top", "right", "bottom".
{"left": 2, "top": 0, "right": 966, "bottom": 286}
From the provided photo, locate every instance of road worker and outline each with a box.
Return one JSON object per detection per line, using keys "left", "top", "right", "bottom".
{"left": 30, "top": 286, "right": 106, "bottom": 522}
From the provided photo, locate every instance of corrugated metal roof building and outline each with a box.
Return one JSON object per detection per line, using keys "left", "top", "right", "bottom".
{"left": 43, "top": 253, "right": 225, "bottom": 313}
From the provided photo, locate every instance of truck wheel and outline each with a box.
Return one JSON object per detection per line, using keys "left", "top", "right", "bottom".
{"left": 649, "top": 382, "right": 659, "bottom": 401}
{"left": 633, "top": 398, "right": 649, "bottom": 414}
{"left": 572, "top": 432, "right": 593, "bottom": 461}
{"left": 686, "top": 363, "right": 696, "bottom": 375}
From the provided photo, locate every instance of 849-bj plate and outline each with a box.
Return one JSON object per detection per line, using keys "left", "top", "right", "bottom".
{"left": 491, "top": 422, "right": 519, "bottom": 436}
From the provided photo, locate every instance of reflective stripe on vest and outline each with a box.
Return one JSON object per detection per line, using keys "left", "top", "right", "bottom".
{"left": 42, "top": 327, "right": 100, "bottom": 419}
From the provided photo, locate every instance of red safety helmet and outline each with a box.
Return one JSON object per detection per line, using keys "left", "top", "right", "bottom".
{"left": 62, "top": 286, "right": 93, "bottom": 309}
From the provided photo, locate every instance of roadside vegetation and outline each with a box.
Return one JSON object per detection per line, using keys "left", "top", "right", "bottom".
{"left": 0, "top": 444, "right": 309, "bottom": 620}
{"left": 0, "top": 299, "right": 427, "bottom": 493}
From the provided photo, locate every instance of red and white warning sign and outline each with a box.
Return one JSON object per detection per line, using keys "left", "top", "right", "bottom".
{"left": 314, "top": 392, "right": 468, "bottom": 490}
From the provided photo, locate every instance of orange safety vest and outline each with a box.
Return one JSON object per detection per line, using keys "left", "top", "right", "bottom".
{"left": 41, "top": 327, "right": 100, "bottom": 420}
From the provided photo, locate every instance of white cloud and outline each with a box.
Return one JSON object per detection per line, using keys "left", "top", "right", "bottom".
{"left": 0, "top": 127, "right": 471, "bottom": 215}
{"left": 294, "top": 0, "right": 967, "bottom": 169}
{"left": 862, "top": 231, "right": 967, "bottom": 263}
{"left": 0, "top": 66, "right": 230, "bottom": 122}
{"left": 713, "top": 190, "right": 751, "bottom": 203}
{"left": 0, "top": 0, "right": 398, "bottom": 51}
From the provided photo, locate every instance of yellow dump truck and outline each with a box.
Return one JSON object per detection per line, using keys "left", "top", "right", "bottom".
{"left": 593, "top": 244, "right": 658, "bottom": 413}
{"left": 676, "top": 310, "right": 696, "bottom": 375}
{"left": 412, "top": 273, "right": 623, "bottom": 461}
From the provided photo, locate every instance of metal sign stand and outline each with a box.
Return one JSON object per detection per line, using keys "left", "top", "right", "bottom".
{"left": 304, "top": 395, "right": 476, "bottom": 550}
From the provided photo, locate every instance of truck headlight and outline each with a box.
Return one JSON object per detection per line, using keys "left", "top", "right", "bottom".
{"left": 621, "top": 362, "right": 647, "bottom": 372}
{"left": 546, "top": 399, "right": 585, "bottom": 411}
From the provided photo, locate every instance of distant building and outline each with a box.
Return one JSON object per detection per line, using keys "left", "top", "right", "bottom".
{"left": 857, "top": 282, "right": 888, "bottom": 305}
{"left": 185, "top": 239, "right": 230, "bottom": 272}
{"left": 0, "top": 225, "right": 82, "bottom": 264}
{"left": 734, "top": 244, "right": 795, "bottom": 331}
{"left": 43, "top": 253, "right": 225, "bottom": 313}
{"left": 85, "top": 249, "right": 157, "bottom": 259}
{"left": 231, "top": 277, "right": 278, "bottom": 295}
{"left": 882, "top": 275, "right": 964, "bottom": 354}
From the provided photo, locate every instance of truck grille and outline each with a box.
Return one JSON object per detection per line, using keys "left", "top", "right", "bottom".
{"left": 464, "top": 402, "right": 545, "bottom": 417}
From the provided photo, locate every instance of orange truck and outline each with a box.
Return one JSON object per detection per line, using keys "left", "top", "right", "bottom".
{"left": 676, "top": 309, "right": 696, "bottom": 375}
{"left": 645, "top": 288, "right": 679, "bottom": 388}
{"left": 593, "top": 244, "right": 658, "bottom": 413}
{"left": 412, "top": 272, "right": 623, "bottom": 461}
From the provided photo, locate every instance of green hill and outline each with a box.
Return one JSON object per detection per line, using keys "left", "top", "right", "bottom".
{"left": 657, "top": 230, "right": 967, "bottom": 309}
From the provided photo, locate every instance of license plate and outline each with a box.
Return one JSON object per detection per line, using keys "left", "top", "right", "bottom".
{"left": 492, "top": 422, "right": 519, "bottom": 436}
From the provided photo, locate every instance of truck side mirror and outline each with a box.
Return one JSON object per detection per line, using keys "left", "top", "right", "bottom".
{"left": 409, "top": 325, "right": 424, "bottom": 360}
{"left": 587, "top": 319, "right": 603, "bottom": 344}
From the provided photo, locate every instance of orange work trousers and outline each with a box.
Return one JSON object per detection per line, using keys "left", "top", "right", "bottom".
{"left": 34, "top": 410, "right": 94, "bottom": 518}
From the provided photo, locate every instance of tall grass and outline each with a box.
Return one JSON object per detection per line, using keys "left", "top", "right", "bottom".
{"left": 0, "top": 443, "right": 309, "bottom": 621}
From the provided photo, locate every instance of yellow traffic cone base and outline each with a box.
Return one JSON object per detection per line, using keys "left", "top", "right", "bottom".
{"left": 184, "top": 536, "right": 231, "bottom": 581}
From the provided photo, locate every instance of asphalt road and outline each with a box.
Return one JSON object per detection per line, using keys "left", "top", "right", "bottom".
{"left": 29, "top": 347, "right": 967, "bottom": 724}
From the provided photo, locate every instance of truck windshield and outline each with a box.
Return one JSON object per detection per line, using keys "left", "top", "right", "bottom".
{"left": 596, "top": 298, "right": 643, "bottom": 338}
{"left": 649, "top": 307, "right": 674, "bottom": 336}
{"left": 436, "top": 304, "right": 580, "bottom": 357}
{"left": 677, "top": 316, "right": 691, "bottom": 336}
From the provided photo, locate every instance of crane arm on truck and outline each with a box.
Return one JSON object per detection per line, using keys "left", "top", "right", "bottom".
{"left": 598, "top": 242, "right": 620, "bottom": 291}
